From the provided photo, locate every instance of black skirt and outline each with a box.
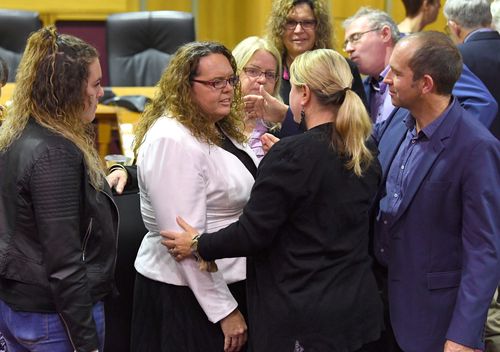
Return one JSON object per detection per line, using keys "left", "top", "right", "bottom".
{"left": 130, "top": 272, "right": 247, "bottom": 352}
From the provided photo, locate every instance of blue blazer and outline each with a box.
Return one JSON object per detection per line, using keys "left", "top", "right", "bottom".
{"left": 373, "top": 99, "right": 500, "bottom": 351}
{"left": 364, "top": 63, "right": 498, "bottom": 127}
{"left": 458, "top": 30, "right": 500, "bottom": 138}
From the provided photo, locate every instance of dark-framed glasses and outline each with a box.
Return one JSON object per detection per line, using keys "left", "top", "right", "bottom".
{"left": 343, "top": 28, "right": 380, "bottom": 50}
{"left": 191, "top": 75, "right": 239, "bottom": 89}
{"left": 284, "top": 19, "right": 317, "bottom": 30}
{"left": 242, "top": 67, "right": 278, "bottom": 81}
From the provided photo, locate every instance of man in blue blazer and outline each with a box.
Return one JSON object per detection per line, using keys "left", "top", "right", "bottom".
{"left": 444, "top": 0, "right": 500, "bottom": 139}
{"left": 373, "top": 31, "right": 500, "bottom": 352}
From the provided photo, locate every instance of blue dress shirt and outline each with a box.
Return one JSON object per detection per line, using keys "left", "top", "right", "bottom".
{"left": 375, "top": 100, "right": 453, "bottom": 266}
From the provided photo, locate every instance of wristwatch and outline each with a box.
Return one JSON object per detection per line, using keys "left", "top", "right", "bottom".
{"left": 190, "top": 234, "right": 218, "bottom": 273}
{"left": 190, "top": 234, "right": 202, "bottom": 262}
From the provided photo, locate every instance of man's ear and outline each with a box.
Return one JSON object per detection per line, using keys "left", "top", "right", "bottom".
{"left": 448, "top": 20, "right": 462, "bottom": 40}
{"left": 380, "top": 25, "right": 393, "bottom": 44}
{"left": 421, "top": 74, "right": 435, "bottom": 95}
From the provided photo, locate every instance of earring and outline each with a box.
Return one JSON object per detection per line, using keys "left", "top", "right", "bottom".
{"left": 300, "top": 108, "right": 305, "bottom": 123}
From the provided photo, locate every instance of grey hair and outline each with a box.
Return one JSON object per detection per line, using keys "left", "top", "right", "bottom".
{"left": 343, "top": 7, "right": 401, "bottom": 44}
{"left": 443, "top": 0, "right": 492, "bottom": 28}
{"left": 493, "top": 0, "right": 500, "bottom": 30}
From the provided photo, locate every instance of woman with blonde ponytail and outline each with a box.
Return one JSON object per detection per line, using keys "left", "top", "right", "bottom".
{"left": 0, "top": 26, "right": 117, "bottom": 352}
{"left": 162, "top": 49, "right": 384, "bottom": 351}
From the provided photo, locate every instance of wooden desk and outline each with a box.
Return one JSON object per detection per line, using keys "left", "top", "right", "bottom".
{"left": 1, "top": 83, "right": 156, "bottom": 161}
{"left": 100, "top": 87, "right": 156, "bottom": 160}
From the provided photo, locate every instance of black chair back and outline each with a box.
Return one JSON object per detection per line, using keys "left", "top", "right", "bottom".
{"left": 106, "top": 11, "right": 195, "bottom": 86}
{"left": 0, "top": 10, "right": 42, "bottom": 82}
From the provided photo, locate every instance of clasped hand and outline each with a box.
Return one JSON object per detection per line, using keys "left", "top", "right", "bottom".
{"left": 160, "top": 216, "right": 198, "bottom": 261}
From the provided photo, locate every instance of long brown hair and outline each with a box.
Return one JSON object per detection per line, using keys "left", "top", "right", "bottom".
{"left": 0, "top": 26, "right": 104, "bottom": 189}
{"left": 133, "top": 41, "right": 246, "bottom": 157}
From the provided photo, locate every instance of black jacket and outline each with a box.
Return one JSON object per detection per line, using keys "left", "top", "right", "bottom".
{"left": 199, "top": 123, "right": 384, "bottom": 351}
{"left": 0, "top": 119, "right": 118, "bottom": 352}
{"left": 458, "top": 30, "right": 500, "bottom": 139}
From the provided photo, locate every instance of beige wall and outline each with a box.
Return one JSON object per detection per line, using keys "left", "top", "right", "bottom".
{"left": 194, "top": 0, "right": 446, "bottom": 50}
{"left": 1, "top": 0, "right": 447, "bottom": 50}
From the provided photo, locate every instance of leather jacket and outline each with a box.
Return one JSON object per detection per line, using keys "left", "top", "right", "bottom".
{"left": 0, "top": 119, "right": 118, "bottom": 352}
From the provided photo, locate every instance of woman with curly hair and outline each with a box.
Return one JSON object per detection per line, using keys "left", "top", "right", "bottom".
{"left": 163, "top": 49, "right": 384, "bottom": 352}
{"left": 130, "top": 41, "right": 257, "bottom": 352}
{"left": 0, "top": 26, "right": 116, "bottom": 352}
{"left": 258, "top": 0, "right": 368, "bottom": 137}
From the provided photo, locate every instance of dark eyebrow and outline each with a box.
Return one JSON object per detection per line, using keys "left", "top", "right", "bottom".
{"left": 204, "top": 75, "right": 235, "bottom": 81}
{"left": 390, "top": 67, "right": 401, "bottom": 75}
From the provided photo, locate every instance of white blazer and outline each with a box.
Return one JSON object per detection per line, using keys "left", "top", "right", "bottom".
{"left": 135, "top": 116, "right": 258, "bottom": 323}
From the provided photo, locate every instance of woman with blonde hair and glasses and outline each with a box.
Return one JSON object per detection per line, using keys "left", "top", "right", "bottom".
{"left": 232, "top": 36, "right": 282, "bottom": 159}
{"left": 163, "top": 49, "right": 384, "bottom": 352}
{"left": 0, "top": 26, "right": 116, "bottom": 352}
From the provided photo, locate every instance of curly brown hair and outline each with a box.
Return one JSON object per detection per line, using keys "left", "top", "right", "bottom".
{"left": 133, "top": 41, "right": 246, "bottom": 157}
{"left": 266, "top": 0, "right": 333, "bottom": 58}
{"left": 0, "top": 26, "right": 104, "bottom": 189}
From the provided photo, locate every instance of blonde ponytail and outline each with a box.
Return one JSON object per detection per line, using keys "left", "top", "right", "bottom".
{"left": 290, "top": 49, "right": 373, "bottom": 176}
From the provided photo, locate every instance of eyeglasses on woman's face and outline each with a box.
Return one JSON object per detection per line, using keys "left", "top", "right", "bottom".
{"left": 284, "top": 19, "right": 317, "bottom": 31}
{"left": 191, "top": 75, "right": 240, "bottom": 89}
{"left": 242, "top": 67, "right": 278, "bottom": 81}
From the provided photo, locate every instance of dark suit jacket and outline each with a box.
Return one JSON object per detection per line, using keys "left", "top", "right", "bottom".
{"left": 373, "top": 99, "right": 500, "bottom": 351}
{"left": 458, "top": 30, "right": 500, "bottom": 138}
{"left": 199, "top": 123, "right": 384, "bottom": 351}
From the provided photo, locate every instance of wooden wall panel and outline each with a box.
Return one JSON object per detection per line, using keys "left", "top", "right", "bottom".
{"left": 1, "top": 0, "right": 137, "bottom": 24}
{"left": 196, "top": 0, "right": 273, "bottom": 50}
{"left": 146, "top": 0, "right": 192, "bottom": 12}
{"left": 332, "top": 0, "right": 385, "bottom": 18}
{"left": 332, "top": 0, "right": 385, "bottom": 52}
{"left": 1, "top": 0, "right": 448, "bottom": 53}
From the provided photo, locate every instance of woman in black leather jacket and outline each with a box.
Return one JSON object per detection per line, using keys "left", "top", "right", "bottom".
{"left": 0, "top": 26, "right": 117, "bottom": 352}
